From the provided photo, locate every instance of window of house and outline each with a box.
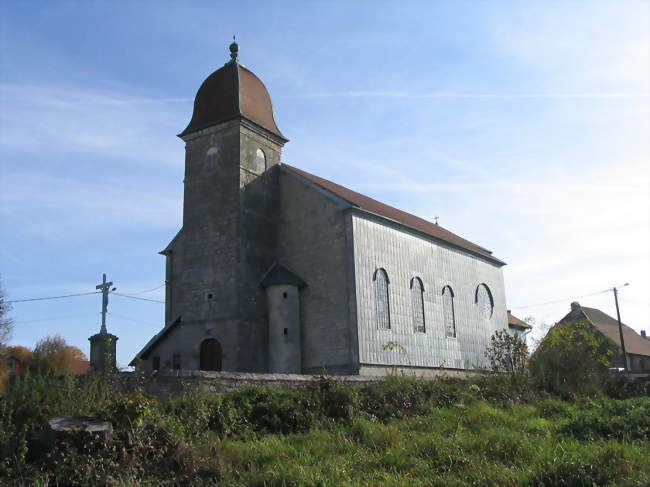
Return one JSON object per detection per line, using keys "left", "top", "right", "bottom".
{"left": 442, "top": 286, "right": 456, "bottom": 338}
{"left": 374, "top": 268, "right": 391, "bottom": 330}
{"left": 411, "top": 277, "right": 426, "bottom": 333}
{"left": 172, "top": 354, "right": 181, "bottom": 370}
{"left": 152, "top": 356, "right": 160, "bottom": 371}
{"left": 475, "top": 283, "right": 494, "bottom": 320}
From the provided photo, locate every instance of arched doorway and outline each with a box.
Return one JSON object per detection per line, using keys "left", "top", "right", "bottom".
{"left": 200, "top": 339, "right": 222, "bottom": 371}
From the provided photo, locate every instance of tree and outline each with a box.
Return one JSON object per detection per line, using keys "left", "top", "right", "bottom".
{"left": 33, "top": 335, "right": 88, "bottom": 375}
{"left": 485, "top": 330, "right": 529, "bottom": 375}
{"left": 0, "top": 277, "right": 13, "bottom": 347}
{"left": 529, "top": 319, "right": 614, "bottom": 395}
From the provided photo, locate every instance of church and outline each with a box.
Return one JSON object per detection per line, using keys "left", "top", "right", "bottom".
{"left": 130, "top": 42, "right": 509, "bottom": 376}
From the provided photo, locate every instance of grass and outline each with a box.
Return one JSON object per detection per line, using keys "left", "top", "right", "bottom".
{"left": 1, "top": 374, "right": 648, "bottom": 486}
{"left": 214, "top": 400, "right": 649, "bottom": 486}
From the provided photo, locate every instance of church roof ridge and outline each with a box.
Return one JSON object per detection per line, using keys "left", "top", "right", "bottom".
{"left": 280, "top": 163, "right": 505, "bottom": 266}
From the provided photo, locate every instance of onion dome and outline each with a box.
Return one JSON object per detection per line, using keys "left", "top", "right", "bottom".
{"left": 179, "top": 40, "right": 286, "bottom": 140}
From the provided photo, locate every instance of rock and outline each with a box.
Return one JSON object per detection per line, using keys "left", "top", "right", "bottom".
{"left": 48, "top": 417, "right": 113, "bottom": 436}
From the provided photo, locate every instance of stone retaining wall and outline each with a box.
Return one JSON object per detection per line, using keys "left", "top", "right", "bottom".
{"left": 113, "top": 368, "right": 476, "bottom": 400}
{"left": 114, "top": 370, "right": 384, "bottom": 400}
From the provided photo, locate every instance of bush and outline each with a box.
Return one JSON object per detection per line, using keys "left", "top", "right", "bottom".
{"left": 560, "top": 397, "right": 650, "bottom": 441}
{"left": 529, "top": 319, "right": 614, "bottom": 397}
{"left": 484, "top": 329, "right": 528, "bottom": 375}
{"left": 210, "top": 387, "right": 318, "bottom": 437}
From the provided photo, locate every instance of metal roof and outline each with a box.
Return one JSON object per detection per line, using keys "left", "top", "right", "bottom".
{"left": 179, "top": 58, "right": 286, "bottom": 140}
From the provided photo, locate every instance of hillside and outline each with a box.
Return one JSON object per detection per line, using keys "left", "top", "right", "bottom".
{"left": 1, "top": 375, "right": 648, "bottom": 486}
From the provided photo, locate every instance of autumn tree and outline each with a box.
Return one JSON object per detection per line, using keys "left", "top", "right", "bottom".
{"left": 32, "top": 335, "right": 87, "bottom": 375}
{"left": 529, "top": 319, "right": 614, "bottom": 395}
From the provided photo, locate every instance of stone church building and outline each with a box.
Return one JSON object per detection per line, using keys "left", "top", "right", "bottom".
{"left": 131, "top": 42, "right": 509, "bottom": 376}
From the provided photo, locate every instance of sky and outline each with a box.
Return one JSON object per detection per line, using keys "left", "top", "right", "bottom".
{"left": 1, "top": 1, "right": 648, "bottom": 367}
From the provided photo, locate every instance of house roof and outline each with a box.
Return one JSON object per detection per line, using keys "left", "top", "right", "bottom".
{"left": 73, "top": 360, "right": 91, "bottom": 375}
{"left": 577, "top": 305, "right": 650, "bottom": 357}
{"left": 179, "top": 48, "right": 285, "bottom": 140}
{"left": 508, "top": 312, "right": 532, "bottom": 329}
{"left": 259, "top": 263, "right": 306, "bottom": 288}
{"left": 129, "top": 316, "right": 182, "bottom": 366}
{"left": 282, "top": 164, "right": 505, "bottom": 265}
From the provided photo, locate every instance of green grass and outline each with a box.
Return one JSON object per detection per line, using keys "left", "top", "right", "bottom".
{"left": 214, "top": 400, "right": 649, "bottom": 486}
{"left": 1, "top": 374, "right": 648, "bottom": 486}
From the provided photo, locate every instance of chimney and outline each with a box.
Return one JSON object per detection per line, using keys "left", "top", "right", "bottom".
{"left": 642, "top": 330, "right": 647, "bottom": 339}
{"left": 570, "top": 301, "right": 582, "bottom": 318}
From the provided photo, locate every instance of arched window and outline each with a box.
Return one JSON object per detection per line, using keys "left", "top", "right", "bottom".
{"left": 475, "top": 284, "right": 494, "bottom": 320}
{"left": 253, "top": 148, "right": 266, "bottom": 173}
{"left": 199, "top": 339, "right": 223, "bottom": 371}
{"left": 373, "top": 268, "right": 391, "bottom": 330}
{"left": 410, "top": 277, "right": 426, "bottom": 333}
{"left": 442, "top": 286, "right": 456, "bottom": 338}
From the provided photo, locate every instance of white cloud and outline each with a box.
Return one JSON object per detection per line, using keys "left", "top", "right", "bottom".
{"left": 0, "top": 170, "right": 182, "bottom": 239}
{"left": 0, "top": 84, "right": 188, "bottom": 167}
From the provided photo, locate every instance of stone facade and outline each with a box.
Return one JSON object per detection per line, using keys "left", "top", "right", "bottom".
{"left": 276, "top": 170, "right": 356, "bottom": 374}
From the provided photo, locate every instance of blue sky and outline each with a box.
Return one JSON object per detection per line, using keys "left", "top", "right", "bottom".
{"left": 1, "top": 1, "right": 648, "bottom": 367}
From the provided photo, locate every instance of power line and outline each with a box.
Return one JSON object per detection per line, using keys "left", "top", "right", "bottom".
{"left": 7, "top": 291, "right": 100, "bottom": 304}
{"left": 511, "top": 288, "right": 612, "bottom": 310}
{"left": 118, "top": 283, "right": 165, "bottom": 296}
{"left": 111, "top": 292, "right": 165, "bottom": 304}
{"left": 13, "top": 313, "right": 98, "bottom": 324}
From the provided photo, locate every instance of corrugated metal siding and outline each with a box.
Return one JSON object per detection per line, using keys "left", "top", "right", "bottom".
{"left": 353, "top": 214, "right": 508, "bottom": 370}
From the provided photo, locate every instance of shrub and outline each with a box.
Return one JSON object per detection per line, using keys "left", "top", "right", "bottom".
{"left": 529, "top": 319, "right": 614, "bottom": 396}
{"left": 102, "top": 389, "right": 156, "bottom": 429}
{"left": 561, "top": 397, "right": 650, "bottom": 441}
{"left": 210, "top": 387, "right": 318, "bottom": 436}
{"left": 484, "top": 329, "right": 528, "bottom": 375}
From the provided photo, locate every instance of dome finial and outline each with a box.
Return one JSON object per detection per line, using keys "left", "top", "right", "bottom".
{"left": 229, "top": 36, "right": 239, "bottom": 62}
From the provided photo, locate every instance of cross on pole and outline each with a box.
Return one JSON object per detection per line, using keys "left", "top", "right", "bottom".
{"left": 96, "top": 273, "right": 114, "bottom": 334}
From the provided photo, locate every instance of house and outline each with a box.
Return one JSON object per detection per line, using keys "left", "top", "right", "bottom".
{"left": 561, "top": 302, "right": 650, "bottom": 373}
{"left": 4, "top": 346, "right": 90, "bottom": 376}
{"left": 130, "top": 42, "right": 510, "bottom": 376}
{"left": 507, "top": 311, "right": 532, "bottom": 338}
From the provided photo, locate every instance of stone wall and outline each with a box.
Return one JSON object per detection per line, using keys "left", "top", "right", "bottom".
{"left": 115, "top": 370, "right": 384, "bottom": 400}
{"left": 114, "top": 368, "right": 475, "bottom": 401}
{"left": 277, "top": 168, "right": 355, "bottom": 374}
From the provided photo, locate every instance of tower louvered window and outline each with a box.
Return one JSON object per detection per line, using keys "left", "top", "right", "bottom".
{"left": 411, "top": 277, "right": 426, "bottom": 333}
{"left": 443, "top": 286, "right": 456, "bottom": 338}
{"left": 374, "top": 268, "right": 391, "bottom": 330}
{"left": 476, "top": 284, "right": 494, "bottom": 321}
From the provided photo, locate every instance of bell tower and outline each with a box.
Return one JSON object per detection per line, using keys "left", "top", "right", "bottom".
{"left": 165, "top": 40, "right": 288, "bottom": 372}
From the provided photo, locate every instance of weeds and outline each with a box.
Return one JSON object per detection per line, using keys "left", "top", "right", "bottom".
{"left": 0, "top": 373, "right": 648, "bottom": 486}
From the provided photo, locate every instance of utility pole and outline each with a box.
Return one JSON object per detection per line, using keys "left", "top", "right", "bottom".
{"left": 613, "top": 283, "right": 629, "bottom": 373}
{"left": 95, "top": 273, "right": 114, "bottom": 334}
